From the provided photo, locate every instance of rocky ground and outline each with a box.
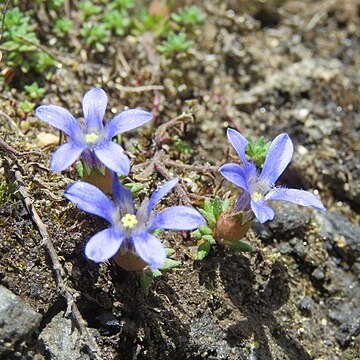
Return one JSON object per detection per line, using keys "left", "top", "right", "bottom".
{"left": 0, "top": 0, "right": 359, "bottom": 359}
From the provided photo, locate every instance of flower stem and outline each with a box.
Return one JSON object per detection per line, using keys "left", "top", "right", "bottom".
{"left": 113, "top": 251, "right": 147, "bottom": 271}
{"left": 83, "top": 166, "right": 113, "bottom": 194}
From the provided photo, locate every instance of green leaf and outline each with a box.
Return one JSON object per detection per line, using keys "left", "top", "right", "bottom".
{"left": 165, "top": 248, "right": 175, "bottom": 257}
{"left": 226, "top": 240, "right": 252, "bottom": 252}
{"left": 161, "top": 258, "right": 181, "bottom": 270}
{"left": 213, "top": 196, "right": 223, "bottom": 220}
{"left": 202, "top": 235, "right": 216, "bottom": 244}
{"left": 139, "top": 271, "right": 153, "bottom": 296}
{"left": 192, "top": 229, "right": 202, "bottom": 240}
{"left": 124, "top": 182, "right": 144, "bottom": 194}
{"left": 197, "top": 240, "right": 210, "bottom": 260}
{"left": 222, "top": 198, "right": 230, "bottom": 211}
{"left": 199, "top": 209, "right": 216, "bottom": 227}
{"left": 76, "top": 162, "right": 84, "bottom": 178}
{"left": 152, "top": 228, "right": 162, "bottom": 237}
{"left": 199, "top": 225, "right": 213, "bottom": 236}
{"left": 151, "top": 269, "right": 162, "bottom": 277}
{"left": 203, "top": 198, "right": 212, "bottom": 213}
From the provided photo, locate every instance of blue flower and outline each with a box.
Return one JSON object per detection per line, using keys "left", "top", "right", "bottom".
{"left": 64, "top": 174, "right": 205, "bottom": 269}
{"left": 35, "top": 88, "right": 153, "bottom": 175}
{"left": 220, "top": 128, "right": 325, "bottom": 223}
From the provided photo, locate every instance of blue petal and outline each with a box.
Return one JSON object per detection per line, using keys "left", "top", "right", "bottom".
{"left": 250, "top": 200, "right": 275, "bottom": 223}
{"left": 85, "top": 228, "right": 124, "bottom": 262}
{"left": 234, "top": 191, "right": 251, "bottom": 212}
{"left": 64, "top": 181, "right": 116, "bottom": 223}
{"left": 260, "top": 133, "right": 294, "bottom": 184}
{"left": 94, "top": 141, "right": 130, "bottom": 175}
{"left": 35, "top": 105, "right": 83, "bottom": 139}
{"left": 111, "top": 172, "right": 134, "bottom": 213}
{"left": 105, "top": 109, "right": 153, "bottom": 139}
{"left": 82, "top": 88, "right": 107, "bottom": 132}
{"left": 265, "top": 188, "right": 326, "bottom": 211}
{"left": 50, "top": 141, "right": 85, "bottom": 172}
{"left": 150, "top": 206, "right": 205, "bottom": 230}
{"left": 147, "top": 178, "right": 179, "bottom": 213}
{"left": 219, "top": 163, "right": 249, "bottom": 191}
{"left": 227, "top": 128, "right": 249, "bottom": 166}
{"left": 133, "top": 232, "right": 166, "bottom": 269}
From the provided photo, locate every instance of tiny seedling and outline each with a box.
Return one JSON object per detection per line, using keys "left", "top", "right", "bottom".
{"left": 171, "top": 6, "right": 206, "bottom": 27}
{"left": 104, "top": 10, "right": 130, "bottom": 36}
{"left": 80, "top": 23, "right": 110, "bottom": 52}
{"left": 54, "top": 18, "right": 74, "bottom": 38}
{"left": 24, "top": 82, "right": 45, "bottom": 99}
{"left": 157, "top": 32, "right": 194, "bottom": 54}
{"left": 245, "top": 136, "right": 270, "bottom": 168}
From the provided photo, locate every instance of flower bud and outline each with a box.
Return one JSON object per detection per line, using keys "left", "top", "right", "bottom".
{"left": 214, "top": 210, "right": 253, "bottom": 243}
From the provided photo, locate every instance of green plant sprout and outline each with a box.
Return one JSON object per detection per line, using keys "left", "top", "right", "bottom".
{"left": 171, "top": 5, "right": 206, "bottom": 27}
{"left": 157, "top": 32, "right": 194, "bottom": 54}
{"left": 131, "top": 8, "right": 169, "bottom": 37}
{"left": 77, "top": 1, "right": 102, "bottom": 19}
{"left": 54, "top": 18, "right": 74, "bottom": 38}
{"left": 80, "top": 23, "right": 110, "bottom": 52}
{"left": 18, "top": 101, "right": 36, "bottom": 115}
{"left": 49, "top": 0, "right": 65, "bottom": 9}
{"left": 24, "top": 82, "right": 46, "bottom": 99}
{"left": 170, "top": 135, "right": 192, "bottom": 155}
{"left": 103, "top": 10, "right": 130, "bottom": 36}
{"left": 108, "top": 0, "right": 135, "bottom": 11}
{"left": 2, "top": 8, "right": 55, "bottom": 75}
{"left": 245, "top": 136, "right": 270, "bottom": 168}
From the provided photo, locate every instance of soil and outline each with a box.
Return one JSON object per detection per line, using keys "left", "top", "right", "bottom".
{"left": 0, "top": 0, "right": 360, "bottom": 359}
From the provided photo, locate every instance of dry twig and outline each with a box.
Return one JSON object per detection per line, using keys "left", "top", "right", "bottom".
{"left": 0, "top": 110, "right": 25, "bottom": 137}
{"left": 154, "top": 112, "right": 193, "bottom": 145}
{"left": 16, "top": 34, "right": 74, "bottom": 66}
{"left": 0, "top": 137, "right": 101, "bottom": 359}
{"left": 115, "top": 84, "right": 164, "bottom": 93}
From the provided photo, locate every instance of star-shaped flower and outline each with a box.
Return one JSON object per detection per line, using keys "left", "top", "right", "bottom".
{"left": 64, "top": 174, "right": 205, "bottom": 269}
{"left": 35, "top": 88, "right": 152, "bottom": 175}
{"left": 220, "top": 129, "right": 325, "bottom": 223}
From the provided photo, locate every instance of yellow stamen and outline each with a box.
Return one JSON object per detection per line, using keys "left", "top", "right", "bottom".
{"left": 121, "top": 214, "right": 138, "bottom": 229}
{"left": 252, "top": 192, "right": 262, "bottom": 202}
{"left": 84, "top": 132, "right": 99, "bottom": 144}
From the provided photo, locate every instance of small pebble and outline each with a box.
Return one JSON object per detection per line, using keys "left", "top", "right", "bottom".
{"left": 36, "top": 132, "right": 59, "bottom": 148}
{"left": 298, "top": 296, "right": 313, "bottom": 315}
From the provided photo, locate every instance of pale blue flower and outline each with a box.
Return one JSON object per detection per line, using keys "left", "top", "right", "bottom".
{"left": 35, "top": 88, "right": 152, "bottom": 175}
{"left": 64, "top": 174, "right": 205, "bottom": 269}
{"left": 220, "top": 129, "right": 325, "bottom": 223}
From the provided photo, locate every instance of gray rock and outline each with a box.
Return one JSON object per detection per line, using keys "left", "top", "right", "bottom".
{"left": 315, "top": 212, "right": 360, "bottom": 266}
{"left": 190, "top": 312, "right": 237, "bottom": 359}
{"left": 312, "top": 267, "right": 325, "bottom": 281}
{"left": 332, "top": 307, "right": 360, "bottom": 347}
{"left": 267, "top": 202, "right": 311, "bottom": 239}
{"left": 298, "top": 296, "right": 313, "bottom": 315}
{"left": 0, "top": 285, "right": 42, "bottom": 355}
{"left": 291, "top": 238, "right": 308, "bottom": 259}
{"left": 326, "top": 265, "right": 360, "bottom": 347}
{"left": 40, "top": 311, "right": 90, "bottom": 360}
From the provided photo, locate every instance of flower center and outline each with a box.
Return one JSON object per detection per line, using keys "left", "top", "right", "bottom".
{"left": 251, "top": 192, "right": 263, "bottom": 202}
{"left": 84, "top": 132, "right": 99, "bottom": 144}
{"left": 121, "top": 214, "right": 138, "bottom": 229}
